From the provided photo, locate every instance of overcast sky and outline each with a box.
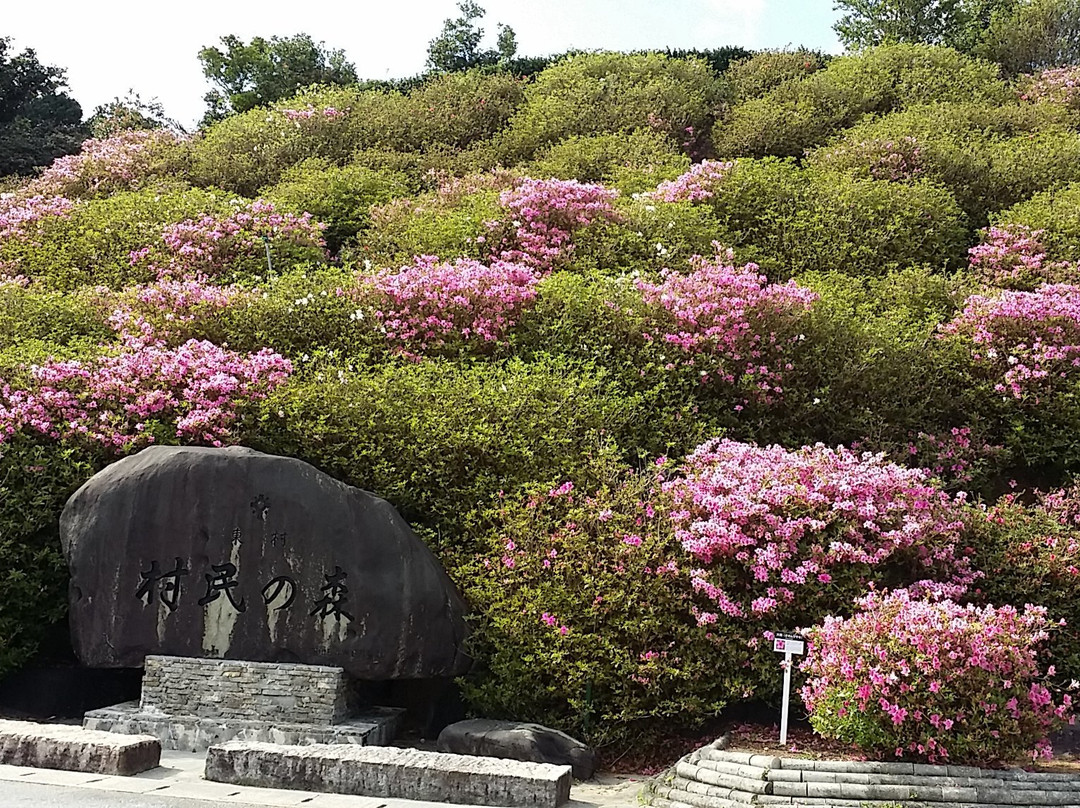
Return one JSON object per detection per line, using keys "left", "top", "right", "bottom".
{"left": 4, "top": 0, "right": 844, "bottom": 128}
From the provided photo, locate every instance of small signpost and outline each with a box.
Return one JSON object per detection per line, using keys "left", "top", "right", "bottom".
{"left": 772, "top": 632, "right": 806, "bottom": 745}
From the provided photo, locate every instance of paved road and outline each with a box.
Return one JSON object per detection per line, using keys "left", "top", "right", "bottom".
{"left": 0, "top": 781, "right": 284, "bottom": 808}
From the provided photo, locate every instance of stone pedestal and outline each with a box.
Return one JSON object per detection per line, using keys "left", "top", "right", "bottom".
{"left": 85, "top": 656, "right": 402, "bottom": 752}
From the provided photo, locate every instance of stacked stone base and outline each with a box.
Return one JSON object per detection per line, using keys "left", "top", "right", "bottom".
{"left": 84, "top": 701, "right": 400, "bottom": 753}
{"left": 643, "top": 740, "right": 1080, "bottom": 807}
{"left": 86, "top": 655, "right": 402, "bottom": 752}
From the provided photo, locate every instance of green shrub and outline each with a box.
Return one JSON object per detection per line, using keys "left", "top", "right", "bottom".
{"left": 262, "top": 159, "right": 411, "bottom": 252}
{"left": 458, "top": 454, "right": 750, "bottom": 751}
{"left": 190, "top": 75, "right": 525, "bottom": 196}
{"left": 0, "top": 285, "right": 110, "bottom": 350}
{"left": 504, "top": 52, "right": 723, "bottom": 160}
{"left": 679, "top": 157, "right": 807, "bottom": 265}
{"left": 994, "top": 181, "right": 1080, "bottom": 263}
{"left": 807, "top": 103, "right": 1080, "bottom": 223}
{"left": 249, "top": 357, "right": 646, "bottom": 542}
{"left": 360, "top": 182, "right": 507, "bottom": 266}
{"left": 525, "top": 131, "right": 690, "bottom": 194}
{"left": 712, "top": 44, "right": 1009, "bottom": 159}
{"left": 0, "top": 437, "right": 100, "bottom": 679}
{"left": 0, "top": 187, "right": 239, "bottom": 290}
{"left": 208, "top": 265, "right": 379, "bottom": 359}
{"left": 783, "top": 172, "right": 969, "bottom": 276}
{"left": 723, "top": 48, "right": 826, "bottom": 103}
{"left": 564, "top": 199, "right": 734, "bottom": 276}
{"left": 399, "top": 70, "right": 525, "bottom": 150}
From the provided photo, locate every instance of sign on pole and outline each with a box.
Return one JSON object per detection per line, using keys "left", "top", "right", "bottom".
{"left": 772, "top": 631, "right": 806, "bottom": 745}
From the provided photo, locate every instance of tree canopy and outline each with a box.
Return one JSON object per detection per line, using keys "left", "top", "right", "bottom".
{"left": 977, "top": 0, "right": 1080, "bottom": 74}
{"left": 426, "top": 1, "right": 518, "bottom": 73}
{"left": 198, "top": 33, "right": 358, "bottom": 124}
{"left": 0, "top": 37, "right": 85, "bottom": 176}
{"left": 832, "top": 0, "right": 1016, "bottom": 51}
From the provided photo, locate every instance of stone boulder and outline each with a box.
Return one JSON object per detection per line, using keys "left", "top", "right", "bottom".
{"left": 437, "top": 719, "right": 597, "bottom": 780}
{"left": 60, "top": 446, "right": 470, "bottom": 679}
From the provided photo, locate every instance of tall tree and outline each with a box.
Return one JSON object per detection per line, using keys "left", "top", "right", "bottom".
{"left": 198, "top": 33, "right": 358, "bottom": 124}
{"left": 87, "top": 90, "right": 184, "bottom": 138}
{"left": 426, "top": 1, "right": 518, "bottom": 73}
{"left": 833, "top": 0, "right": 1016, "bottom": 50}
{"left": 977, "top": 0, "right": 1080, "bottom": 74}
{"left": 0, "top": 37, "right": 85, "bottom": 176}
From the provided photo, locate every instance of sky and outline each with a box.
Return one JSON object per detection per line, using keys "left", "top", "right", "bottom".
{"left": 4, "top": 0, "right": 844, "bottom": 129}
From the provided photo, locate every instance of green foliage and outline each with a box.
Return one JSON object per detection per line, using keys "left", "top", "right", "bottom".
{"left": 262, "top": 159, "right": 410, "bottom": 252}
{"left": 524, "top": 130, "right": 690, "bottom": 194}
{"left": 0, "top": 37, "right": 86, "bottom": 176}
{"left": 458, "top": 455, "right": 750, "bottom": 751}
{"left": 250, "top": 357, "right": 643, "bottom": 541}
{"left": 723, "top": 49, "right": 827, "bottom": 103}
{"left": 0, "top": 285, "right": 109, "bottom": 350}
{"left": 977, "top": 0, "right": 1080, "bottom": 75}
{"left": 362, "top": 178, "right": 509, "bottom": 265}
{"left": 784, "top": 172, "right": 969, "bottom": 276}
{"left": 807, "top": 101, "right": 1080, "bottom": 223}
{"left": 504, "top": 52, "right": 723, "bottom": 159}
{"left": 712, "top": 44, "right": 1008, "bottom": 158}
{"left": 832, "top": 0, "right": 1012, "bottom": 51}
{"left": 0, "top": 187, "right": 238, "bottom": 290}
{"left": 87, "top": 91, "right": 182, "bottom": 139}
{"left": 198, "top": 33, "right": 358, "bottom": 123}
{"left": 189, "top": 73, "right": 524, "bottom": 196}
{"left": 0, "top": 437, "right": 99, "bottom": 679}
{"left": 995, "top": 181, "right": 1080, "bottom": 262}
{"left": 426, "top": 1, "right": 517, "bottom": 72}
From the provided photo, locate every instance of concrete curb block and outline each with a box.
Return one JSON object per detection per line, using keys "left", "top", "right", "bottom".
{"left": 205, "top": 740, "right": 573, "bottom": 807}
{"left": 643, "top": 742, "right": 1080, "bottom": 807}
{"left": 0, "top": 718, "right": 160, "bottom": 775}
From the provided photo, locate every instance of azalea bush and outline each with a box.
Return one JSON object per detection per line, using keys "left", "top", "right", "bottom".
{"left": 801, "top": 590, "right": 1072, "bottom": 765}
{"left": 996, "top": 182, "right": 1080, "bottom": 264}
{"left": 1018, "top": 66, "right": 1080, "bottom": 111}
{"left": 493, "top": 178, "right": 622, "bottom": 273}
{"left": 635, "top": 251, "right": 817, "bottom": 402}
{"left": 967, "top": 225, "right": 1073, "bottom": 290}
{"left": 351, "top": 255, "right": 540, "bottom": 356}
{"left": 131, "top": 198, "right": 326, "bottom": 279}
{"left": 941, "top": 283, "right": 1080, "bottom": 400}
{"left": 459, "top": 454, "right": 752, "bottom": 751}
{"left": 27, "top": 130, "right": 189, "bottom": 199}
{"left": 0, "top": 194, "right": 75, "bottom": 241}
{"left": 0, "top": 335, "right": 292, "bottom": 450}
{"left": 0, "top": 188, "right": 240, "bottom": 290}
{"left": 666, "top": 439, "right": 976, "bottom": 623}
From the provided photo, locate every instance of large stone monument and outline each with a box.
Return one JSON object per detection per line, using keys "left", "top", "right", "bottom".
{"left": 61, "top": 445, "right": 471, "bottom": 748}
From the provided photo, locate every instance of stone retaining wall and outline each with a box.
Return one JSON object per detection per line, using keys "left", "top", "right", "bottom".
{"left": 642, "top": 739, "right": 1080, "bottom": 807}
{"left": 205, "top": 740, "right": 573, "bottom": 807}
{"left": 141, "top": 655, "right": 350, "bottom": 724}
{"left": 0, "top": 719, "right": 160, "bottom": 776}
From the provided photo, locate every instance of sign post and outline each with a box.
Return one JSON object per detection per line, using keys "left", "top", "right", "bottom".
{"left": 772, "top": 632, "right": 806, "bottom": 745}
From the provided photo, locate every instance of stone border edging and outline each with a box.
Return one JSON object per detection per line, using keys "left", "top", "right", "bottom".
{"left": 205, "top": 740, "right": 574, "bottom": 807}
{"left": 0, "top": 718, "right": 160, "bottom": 776}
{"left": 641, "top": 737, "right": 1080, "bottom": 807}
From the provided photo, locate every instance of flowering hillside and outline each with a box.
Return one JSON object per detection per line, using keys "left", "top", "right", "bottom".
{"left": 5, "top": 44, "right": 1080, "bottom": 762}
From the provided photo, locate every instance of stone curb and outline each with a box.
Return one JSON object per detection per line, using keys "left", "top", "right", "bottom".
{"left": 643, "top": 743, "right": 1080, "bottom": 807}
{"left": 205, "top": 740, "right": 574, "bottom": 807}
{"left": 0, "top": 718, "right": 160, "bottom": 776}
